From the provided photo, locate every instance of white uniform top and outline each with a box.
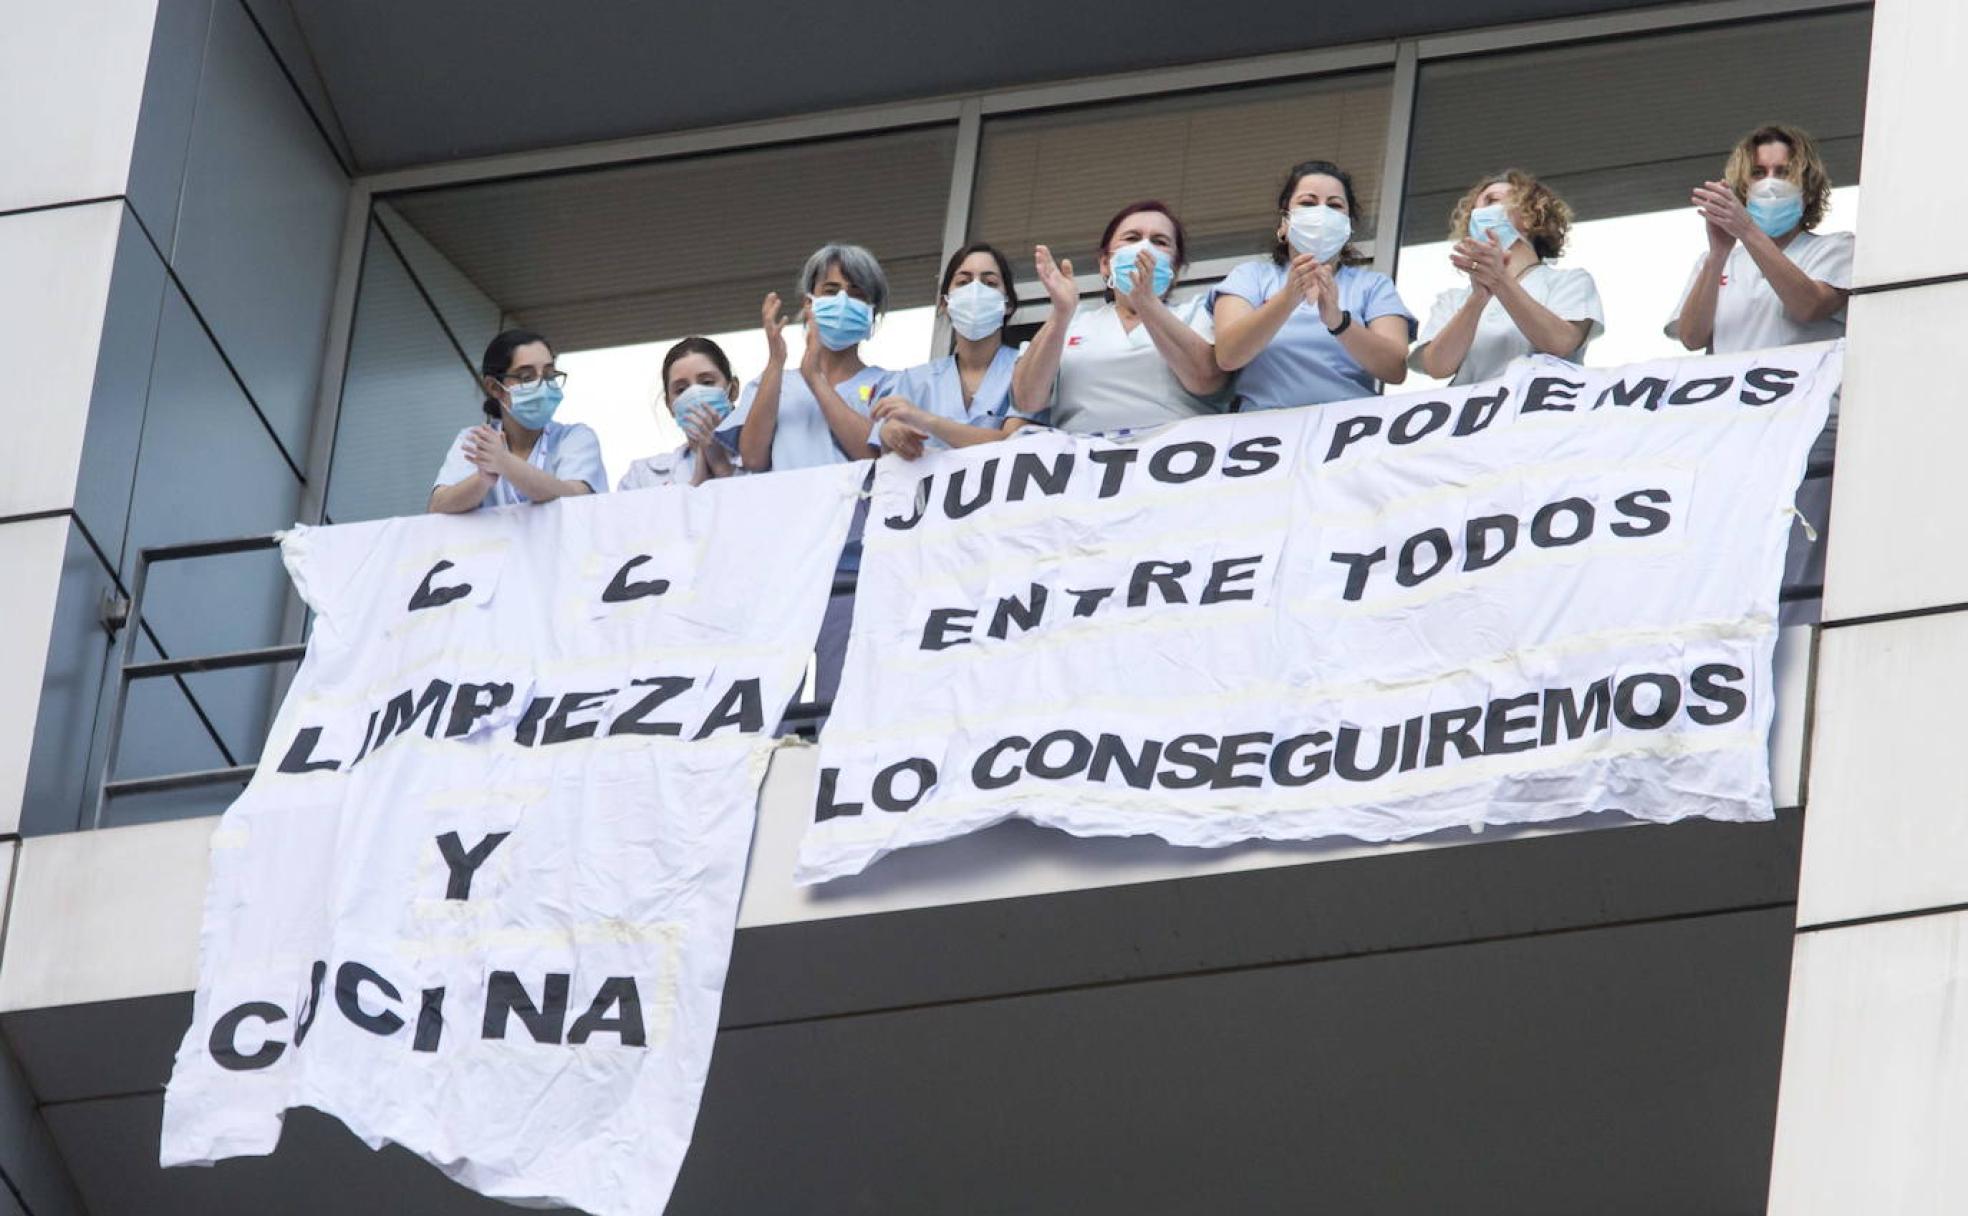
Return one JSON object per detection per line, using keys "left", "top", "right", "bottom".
{"left": 1662, "top": 229, "right": 1854, "bottom": 354}
{"left": 1413, "top": 263, "right": 1606, "bottom": 385}
{"left": 721, "top": 365, "right": 891, "bottom": 471}
{"left": 432, "top": 420, "right": 606, "bottom": 510}
{"left": 617, "top": 445, "right": 734, "bottom": 491}
{"left": 1045, "top": 296, "right": 1230, "bottom": 435}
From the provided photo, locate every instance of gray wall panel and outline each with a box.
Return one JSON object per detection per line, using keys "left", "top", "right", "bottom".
{"left": 0, "top": 1027, "right": 87, "bottom": 1216}
{"left": 374, "top": 204, "right": 500, "bottom": 361}
{"left": 19, "top": 522, "right": 116, "bottom": 837}
{"left": 73, "top": 207, "right": 168, "bottom": 564}
{"left": 169, "top": 0, "right": 348, "bottom": 461}
{"left": 239, "top": 0, "right": 355, "bottom": 168}
{"left": 326, "top": 222, "right": 487, "bottom": 524}
{"left": 126, "top": 0, "right": 216, "bottom": 250}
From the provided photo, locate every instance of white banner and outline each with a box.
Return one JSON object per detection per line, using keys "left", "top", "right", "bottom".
{"left": 798, "top": 343, "right": 1841, "bottom": 884}
{"left": 161, "top": 463, "right": 862, "bottom": 1215}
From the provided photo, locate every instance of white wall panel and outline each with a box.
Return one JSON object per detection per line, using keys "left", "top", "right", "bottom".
{"left": 1770, "top": 911, "right": 1968, "bottom": 1215}
{"left": 0, "top": 0, "right": 157, "bottom": 213}
{"left": 1797, "top": 612, "right": 1968, "bottom": 927}
{"left": 1851, "top": 0, "right": 1968, "bottom": 288}
{"left": 1821, "top": 280, "right": 1968, "bottom": 622}
{"left": 0, "top": 201, "right": 124, "bottom": 518}
{"left": 0, "top": 519, "right": 72, "bottom": 837}
{"left": 0, "top": 818, "right": 213, "bottom": 1012}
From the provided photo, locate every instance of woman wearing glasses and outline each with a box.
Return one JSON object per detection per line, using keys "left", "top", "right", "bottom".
{"left": 429, "top": 328, "right": 606, "bottom": 513}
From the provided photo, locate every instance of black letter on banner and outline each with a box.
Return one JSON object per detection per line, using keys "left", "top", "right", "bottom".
{"left": 1088, "top": 734, "right": 1161, "bottom": 790}
{"left": 413, "top": 988, "right": 446, "bottom": 1053}
{"left": 1542, "top": 679, "right": 1612, "bottom": 745}
{"left": 210, "top": 1002, "right": 288, "bottom": 1072}
{"left": 872, "top": 758, "right": 937, "bottom": 813}
{"left": 277, "top": 727, "right": 341, "bottom": 774}
{"left": 1088, "top": 448, "right": 1140, "bottom": 497}
{"left": 921, "top": 607, "right": 977, "bottom": 650}
{"left": 1610, "top": 489, "right": 1672, "bottom": 538}
{"left": 376, "top": 680, "right": 452, "bottom": 749}
{"left": 514, "top": 697, "right": 553, "bottom": 747}
{"left": 1007, "top": 451, "right": 1074, "bottom": 501}
{"left": 1390, "top": 400, "right": 1451, "bottom": 444}
{"left": 446, "top": 682, "right": 515, "bottom": 738}
{"left": 1531, "top": 498, "right": 1593, "bottom": 547}
{"left": 1269, "top": 732, "right": 1332, "bottom": 787}
{"left": 1614, "top": 673, "right": 1680, "bottom": 729}
{"left": 973, "top": 738, "right": 1028, "bottom": 789}
{"left": 294, "top": 960, "right": 327, "bottom": 1046}
{"left": 482, "top": 972, "right": 569, "bottom": 1044}
{"left": 1334, "top": 725, "right": 1399, "bottom": 781}
{"left": 408, "top": 560, "right": 471, "bottom": 612}
{"left": 1223, "top": 435, "right": 1282, "bottom": 478}
{"left": 1425, "top": 708, "right": 1483, "bottom": 767}
{"left": 602, "top": 554, "right": 670, "bottom": 603}
{"left": 1157, "top": 734, "right": 1218, "bottom": 790}
{"left": 1463, "top": 515, "right": 1518, "bottom": 572}
{"left": 437, "top": 831, "right": 510, "bottom": 900}
{"left": 1454, "top": 387, "right": 1510, "bottom": 435}
{"left": 693, "top": 678, "right": 763, "bottom": 739}
{"left": 1127, "top": 560, "right": 1191, "bottom": 607}
{"left": 886, "top": 475, "right": 931, "bottom": 530}
{"left": 1331, "top": 548, "right": 1387, "bottom": 602}
{"left": 542, "top": 690, "right": 614, "bottom": 745}
{"left": 349, "top": 709, "right": 381, "bottom": 767}
{"left": 1211, "top": 733, "right": 1272, "bottom": 790}
{"left": 1067, "top": 587, "right": 1115, "bottom": 617}
{"left": 1670, "top": 376, "right": 1732, "bottom": 405}
{"left": 1201, "top": 556, "right": 1262, "bottom": 604}
{"left": 1483, "top": 694, "right": 1540, "bottom": 755}
{"left": 1397, "top": 529, "right": 1454, "bottom": 587}
{"left": 1689, "top": 663, "right": 1748, "bottom": 725}
{"left": 336, "top": 962, "right": 404, "bottom": 1037}
{"left": 568, "top": 978, "right": 647, "bottom": 1047}
{"left": 1026, "top": 730, "right": 1092, "bottom": 780}
{"left": 607, "top": 676, "right": 694, "bottom": 737}
{"left": 988, "top": 585, "right": 1049, "bottom": 640}
{"left": 1149, "top": 440, "right": 1214, "bottom": 483}
{"left": 1595, "top": 377, "right": 1667, "bottom": 412}
{"left": 1523, "top": 377, "right": 1584, "bottom": 413}
{"left": 1741, "top": 366, "right": 1798, "bottom": 406}
{"left": 814, "top": 768, "right": 863, "bottom": 821}
{"left": 944, "top": 461, "right": 999, "bottom": 520}
{"left": 1325, "top": 414, "right": 1381, "bottom": 462}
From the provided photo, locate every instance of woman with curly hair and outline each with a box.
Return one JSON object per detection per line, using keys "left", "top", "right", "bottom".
{"left": 1667, "top": 123, "right": 1852, "bottom": 355}
{"left": 1412, "top": 170, "right": 1604, "bottom": 385}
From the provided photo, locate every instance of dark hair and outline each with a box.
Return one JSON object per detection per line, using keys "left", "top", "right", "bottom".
{"left": 938, "top": 242, "right": 1021, "bottom": 314}
{"left": 1097, "top": 200, "right": 1188, "bottom": 301}
{"left": 479, "top": 328, "right": 554, "bottom": 421}
{"left": 659, "top": 336, "right": 734, "bottom": 403}
{"left": 1271, "top": 160, "right": 1368, "bottom": 267}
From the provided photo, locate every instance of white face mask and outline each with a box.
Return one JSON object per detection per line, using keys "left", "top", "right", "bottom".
{"left": 1286, "top": 205, "right": 1353, "bottom": 263}
{"left": 945, "top": 280, "right": 1007, "bottom": 340}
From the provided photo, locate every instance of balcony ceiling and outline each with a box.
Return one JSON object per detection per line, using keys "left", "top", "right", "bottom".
{"left": 278, "top": 0, "right": 1688, "bottom": 174}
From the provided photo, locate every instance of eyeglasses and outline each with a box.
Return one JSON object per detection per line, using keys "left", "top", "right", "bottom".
{"left": 500, "top": 370, "right": 568, "bottom": 389}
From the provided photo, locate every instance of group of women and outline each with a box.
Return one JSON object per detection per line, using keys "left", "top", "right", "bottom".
{"left": 432, "top": 120, "right": 1854, "bottom": 658}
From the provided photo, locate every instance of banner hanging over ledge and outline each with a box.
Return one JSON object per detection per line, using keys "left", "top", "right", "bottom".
{"left": 797, "top": 342, "right": 1842, "bottom": 885}
{"left": 161, "top": 463, "right": 862, "bottom": 1216}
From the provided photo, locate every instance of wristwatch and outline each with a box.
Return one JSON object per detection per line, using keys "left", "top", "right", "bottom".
{"left": 1326, "top": 309, "right": 1353, "bottom": 337}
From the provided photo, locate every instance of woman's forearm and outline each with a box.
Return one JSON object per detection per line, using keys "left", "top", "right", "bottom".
{"left": 1418, "top": 294, "right": 1486, "bottom": 380}
{"left": 1492, "top": 280, "right": 1590, "bottom": 357}
{"left": 1136, "top": 296, "right": 1226, "bottom": 395}
{"left": 1213, "top": 290, "right": 1297, "bottom": 371}
{"left": 428, "top": 476, "right": 490, "bottom": 514}
{"left": 1675, "top": 252, "right": 1726, "bottom": 351}
{"left": 1338, "top": 315, "right": 1411, "bottom": 385}
{"left": 1012, "top": 310, "right": 1070, "bottom": 414}
{"left": 738, "top": 367, "right": 783, "bottom": 471}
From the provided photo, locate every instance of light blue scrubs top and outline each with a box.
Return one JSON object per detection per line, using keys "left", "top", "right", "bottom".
{"left": 1208, "top": 260, "right": 1416, "bottom": 411}
{"left": 873, "top": 346, "right": 1045, "bottom": 451}
{"left": 433, "top": 420, "right": 607, "bottom": 510}
{"left": 721, "top": 365, "right": 892, "bottom": 471}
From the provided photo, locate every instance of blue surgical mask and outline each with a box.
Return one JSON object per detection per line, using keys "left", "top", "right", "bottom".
{"left": 672, "top": 382, "right": 733, "bottom": 424}
{"left": 506, "top": 380, "right": 562, "bottom": 429}
{"left": 1746, "top": 178, "right": 1804, "bottom": 239}
{"left": 809, "top": 293, "right": 875, "bottom": 351}
{"left": 1107, "top": 240, "right": 1175, "bottom": 297}
{"left": 1467, "top": 203, "right": 1522, "bottom": 252}
{"left": 1287, "top": 205, "right": 1353, "bottom": 263}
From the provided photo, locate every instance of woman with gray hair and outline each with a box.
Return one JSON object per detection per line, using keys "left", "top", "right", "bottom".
{"left": 731, "top": 242, "right": 896, "bottom": 471}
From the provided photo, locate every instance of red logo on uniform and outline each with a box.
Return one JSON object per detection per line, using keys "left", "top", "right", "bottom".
{"left": 1719, "top": 274, "right": 1729, "bottom": 286}
{"left": 1067, "top": 336, "right": 1085, "bottom": 346}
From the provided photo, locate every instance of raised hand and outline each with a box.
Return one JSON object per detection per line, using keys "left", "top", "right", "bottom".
{"left": 1450, "top": 230, "right": 1509, "bottom": 295}
{"left": 1121, "top": 246, "right": 1160, "bottom": 313}
{"left": 1693, "top": 180, "right": 1749, "bottom": 251}
{"left": 1308, "top": 260, "right": 1343, "bottom": 329}
{"left": 762, "top": 291, "right": 788, "bottom": 365}
{"left": 679, "top": 403, "right": 721, "bottom": 450}
{"left": 462, "top": 424, "right": 510, "bottom": 477}
{"left": 1286, "top": 252, "right": 1321, "bottom": 310}
{"left": 1034, "top": 245, "right": 1079, "bottom": 316}
{"left": 880, "top": 419, "right": 929, "bottom": 460}
{"left": 800, "top": 302, "right": 824, "bottom": 375}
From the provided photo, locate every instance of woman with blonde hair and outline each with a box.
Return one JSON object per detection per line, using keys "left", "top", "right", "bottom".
{"left": 1412, "top": 169, "right": 1603, "bottom": 385}
{"left": 1667, "top": 122, "right": 1852, "bottom": 354}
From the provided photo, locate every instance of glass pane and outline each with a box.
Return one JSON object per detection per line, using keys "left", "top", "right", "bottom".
{"left": 972, "top": 71, "right": 1393, "bottom": 270}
